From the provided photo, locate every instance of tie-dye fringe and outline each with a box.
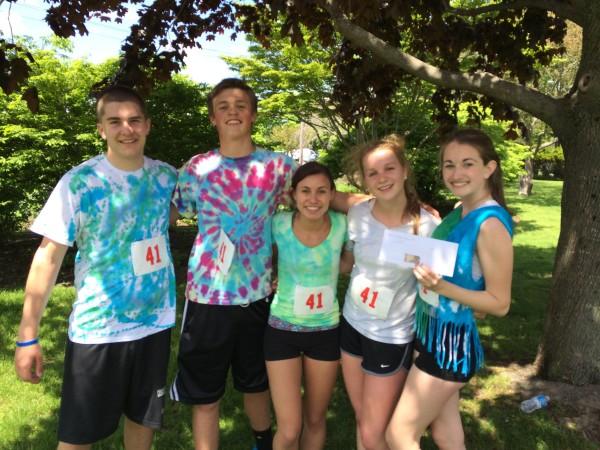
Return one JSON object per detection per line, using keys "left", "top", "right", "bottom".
{"left": 415, "top": 299, "right": 483, "bottom": 377}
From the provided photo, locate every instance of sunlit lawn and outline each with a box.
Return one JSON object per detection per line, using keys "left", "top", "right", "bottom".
{"left": 0, "top": 180, "right": 596, "bottom": 449}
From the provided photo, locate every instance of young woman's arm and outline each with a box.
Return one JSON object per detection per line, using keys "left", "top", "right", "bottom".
{"left": 413, "top": 217, "right": 513, "bottom": 317}
{"left": 331, "top": 191, "right": 370, "bottom": 214}
{"left": 339, "top": 249, "right": 355, "bottom": 274}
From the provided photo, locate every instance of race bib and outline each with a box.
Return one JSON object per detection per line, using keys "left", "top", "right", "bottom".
{"left": 293, "top": 285, "right": 335, "bottom": 316}
{"left": 216, "top": 229, "right": 235, "bottom": 275}
{"left": 131, "top": 235, "right": 170, "bottom": 276}
{"left": 418, "top": 283, "right": 440, "bottom": 307}
{"left": 350, "top": 273, "right": 395, "bottom": 319}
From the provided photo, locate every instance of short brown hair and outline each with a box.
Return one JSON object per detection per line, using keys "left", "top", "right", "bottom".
{"left": 96, "top": 86, "right": 146, "bottom": 122}
{"left": 207, "top": 78, "right": 258, "bottom": 116}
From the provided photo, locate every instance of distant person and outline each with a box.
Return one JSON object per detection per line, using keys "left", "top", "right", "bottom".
{"left": 265, "top": 161, "right": 353, "bottom": 450}
{"left": 386, "top": 128, "right": 514, "bottom": 450}
{"left": 340, "top": 134, "right": 439, "bottom": 450}
{"left": 169, "top": 78, "right": 296, "bottom": 450}
{"left": 14, "top": 86, "right": 177, "bottom": 450}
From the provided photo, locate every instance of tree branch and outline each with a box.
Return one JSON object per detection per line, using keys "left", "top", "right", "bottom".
{"left": 445, "top": 0, "right": 583, "bottom": 26}
{"left": 538, "top": 138, "right": 559, "bottom": 150}
{"left": 314, "top": 96, "right": 350, "bottom": 142}
{"left": 300, "top": 119, "right": 330, "bottom": 149}
{"left": 321, "top": 0, "right": 564, "bottom": 128}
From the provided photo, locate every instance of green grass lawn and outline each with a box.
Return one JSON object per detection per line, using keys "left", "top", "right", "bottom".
{"left": 0, "top": 179, "right": 597, "bottom": 449}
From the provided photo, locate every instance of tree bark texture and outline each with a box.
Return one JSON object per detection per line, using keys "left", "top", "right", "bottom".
{"left": 539, "top": 114, "right": 600, "bottom": 385}
{"left": 538, "top": 4, "right": 600, "bottom": 384}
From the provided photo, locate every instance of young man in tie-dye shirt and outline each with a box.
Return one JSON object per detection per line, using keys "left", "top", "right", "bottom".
{"left": 170, "top": 78, "right": 295, "bottom": 450}
{"left": 14, "top": 86, "right": 177, "bottom": 449}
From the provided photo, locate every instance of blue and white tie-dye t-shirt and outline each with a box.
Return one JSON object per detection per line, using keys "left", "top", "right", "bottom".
{"left": 173, "top": 148, "right": 295, "bottom": 305}
{"left": 30, "top": 155, "right": 177, "bottom": 344}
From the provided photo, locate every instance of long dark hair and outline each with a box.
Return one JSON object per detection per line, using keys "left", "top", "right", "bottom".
{"left": 440, "top": 128, "right": 508, "bottom": 210}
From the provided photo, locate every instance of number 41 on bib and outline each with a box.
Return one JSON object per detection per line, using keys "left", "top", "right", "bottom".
{"left": 131, "top": 235, "right": 170, "bottom": 276}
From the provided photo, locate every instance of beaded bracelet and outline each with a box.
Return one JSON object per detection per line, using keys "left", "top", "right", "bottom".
{"left": 16, "top": 338, "right": 39, "bottom": 347}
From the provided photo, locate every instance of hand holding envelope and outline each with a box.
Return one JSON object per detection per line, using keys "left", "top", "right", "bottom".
{"left": 379, "top": 230, "right": 458, "bottom": 307}
{"left": 379, "top": 230, "right": 458, "bottom": 277}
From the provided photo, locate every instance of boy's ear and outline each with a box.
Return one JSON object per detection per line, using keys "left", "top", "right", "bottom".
{"left": 97, "top": 123, "right": 106, "bottom": 140}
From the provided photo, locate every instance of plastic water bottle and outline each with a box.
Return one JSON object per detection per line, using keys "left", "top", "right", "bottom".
{"left": 520, "top": 394, "right": 550, "bottom": 413}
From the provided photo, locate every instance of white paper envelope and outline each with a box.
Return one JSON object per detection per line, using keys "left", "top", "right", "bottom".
{"left": 379, "top": 230, "right": 458, "bottom": 277}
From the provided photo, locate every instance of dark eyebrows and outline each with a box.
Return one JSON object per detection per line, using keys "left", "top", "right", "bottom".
{"left": 443, "top": 157, "right": 477, "bottom": 164}
{"left": 105, "top": 114, "right": 144, "bottom": 121}
{"left": 301, "top": 184, "right": 329, "bottom": 189}
{"left": 215, "top": 99, "right": 249, "bottom": 107}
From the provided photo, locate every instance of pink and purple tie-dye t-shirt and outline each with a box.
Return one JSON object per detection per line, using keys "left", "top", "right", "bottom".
{"left": 174, "top": 148, "right": 295, "bottom": 305}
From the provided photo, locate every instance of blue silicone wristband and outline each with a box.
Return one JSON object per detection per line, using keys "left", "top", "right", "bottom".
{"left": 16, "top": 338, "right": 39, "bottom": 347}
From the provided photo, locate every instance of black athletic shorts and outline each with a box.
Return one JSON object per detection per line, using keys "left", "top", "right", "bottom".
{"left": 170, "top": 298, "right": 270, "bottom": 405}
{"left": 58, "top": 328, "right": 171, "bottom": 445}
{"left": 414, "top": 334, "right": 476, "bottom": 383}
{"left": 340, "top": 316, "right": 413, "bottom": 376}
{"left": 264, "top": 325, "right": 340, "bottom": 361}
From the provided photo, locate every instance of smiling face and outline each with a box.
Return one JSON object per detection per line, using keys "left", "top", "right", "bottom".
{"left": 209, "top": 88, "right": 256, "bottom": 140}
{"left": 292, "top": 173, "right": 335, "bottom": 221}
{"left": 361, "top": 146, "right": 408, "bottom": 203}
{"left": 97, "top": 100, "right": 150, "bottom": 171}
{"left": 441, "top": 141, "right": 497, "bottom": 202}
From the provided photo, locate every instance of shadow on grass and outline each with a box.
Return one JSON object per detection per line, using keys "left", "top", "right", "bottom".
{"left": 478, "top": 245, "right": 556, "bottom": 365}
{"left": 455, "top": 372, "right": 596, "bottom": 450}
{"left": 1, "top": 417, "right": 63, "bottom": 450}
{"left": 458, "top": 399, "right": 595, "bottom": 450}
{"left": 512, "top": 213, "right": 555, "bottom": 234}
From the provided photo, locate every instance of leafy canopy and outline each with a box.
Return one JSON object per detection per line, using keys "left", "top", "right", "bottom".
{"left": 2, "top": 0, "right": 566, "bottom": 131}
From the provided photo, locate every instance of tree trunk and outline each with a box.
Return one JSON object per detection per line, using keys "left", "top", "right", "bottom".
{"left": 538, "top": 116, "right": 600, "bottom": 384}
{"left": 518, "top": 158, "right": 534, "bottom": 196}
